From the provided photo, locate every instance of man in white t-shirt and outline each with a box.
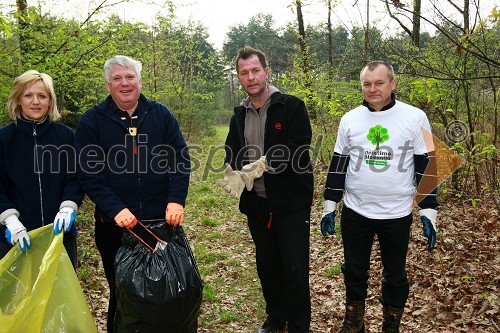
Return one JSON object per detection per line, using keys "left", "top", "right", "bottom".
{"left": 321, "top": 61, "right": 438, "bottom": 332}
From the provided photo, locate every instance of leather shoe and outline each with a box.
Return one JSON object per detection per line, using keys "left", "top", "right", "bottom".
{"left": 257, "top": 326, "right": 284, "bottom": 333}
{"left": 256, "top": 316, "right": 286, "bottom": 333}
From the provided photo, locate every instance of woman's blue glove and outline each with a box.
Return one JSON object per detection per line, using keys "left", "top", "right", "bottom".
{"left": 419, "top": 208, "right": 437, "bottom": 251}
{"left": 53, "top": 206, "right": 76, "bottom": 234}
{"left": 3, "top": 214, "right": 31, "bottom": 253}
{"left": 320, "top": 200, "right": 337, "bottom": 236}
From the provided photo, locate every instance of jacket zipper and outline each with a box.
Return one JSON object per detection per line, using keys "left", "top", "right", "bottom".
{"left": 132, "top": 115, "right": 143, "bottom": 216}
{"left": 116, "top": 109, "right": 148, "bottom": 218}
{"left": 33, "top": 123, "right": 45, "bottom": 226}
{"left": 236, "top": 105, "right": 275, "bottom": 227}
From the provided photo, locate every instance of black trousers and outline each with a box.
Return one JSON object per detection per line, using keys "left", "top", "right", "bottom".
{"left": 94, "top": 219, "right": 123, "bottom": 333}
{"left": 63, "top": 234, "right": 78, "bottom": 269}
{"left": 247, "top": 197, "right": 311, "bottom": 333}
{"left": 340, "top": 206, "right": 412, "bottom": 309}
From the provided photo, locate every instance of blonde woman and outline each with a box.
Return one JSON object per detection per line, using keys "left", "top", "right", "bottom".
{"left": 0, "top": 70, "right": 83, "bottom": 268}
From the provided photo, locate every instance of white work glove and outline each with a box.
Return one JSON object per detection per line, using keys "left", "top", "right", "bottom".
{"left": 240, "top": 156, "right": 275, "bottom": 191}
{"left": 216, "top": 164, "right": 245, "bottom": 200}
{"left": 53, "top": 206, "right": 77, "bottom": 234}
{"left": 419, "top": 208, "right": 437, "bottom": 251}
{"left": 320, "top": 200, "right": 337, "bottom": 236}
{"left": 4, "top": 214, "right": 31, "bottom": 253}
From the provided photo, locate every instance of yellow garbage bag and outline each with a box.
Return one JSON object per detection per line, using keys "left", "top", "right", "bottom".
{"left": 0, "top": 225, "right": 98, "bottom": 333}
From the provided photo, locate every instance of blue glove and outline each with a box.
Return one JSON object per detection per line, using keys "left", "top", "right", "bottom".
{"left": 4, "top": 214, "right": 31, "bottom": 253}
{"left": 320, "top": 200, "right": 337, "bottom": 236}
{"left": 419, "top": 208, "right": 437, "bottom": 251}
{"left": 53, "top": 207, "right": 76, "bottom": 234}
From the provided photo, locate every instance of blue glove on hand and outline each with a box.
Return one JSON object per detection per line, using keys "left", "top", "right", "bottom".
{"left": 4, "top": 214, "right": 31, "bottom": 253}
{"left": 320, "top": 200, "right": 337, "bottom": 236}
{"left": 53, "top": 206, "right": 76, "bottom": 234}
{"left": 419, "top": 208, "right": 437, "bottom": 251}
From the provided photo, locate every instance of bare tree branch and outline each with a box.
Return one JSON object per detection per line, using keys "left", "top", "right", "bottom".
{"left": 390, "top": 1, "right": 499, "bottom": 67}
{"left": 384, "top": 0, "right": 412, "bottom": 38}
{"left": 446, "top": 0, "right": 463, "bottom": 14}
{"left": 53, "top": 0, "right": 128, "bottom": 55}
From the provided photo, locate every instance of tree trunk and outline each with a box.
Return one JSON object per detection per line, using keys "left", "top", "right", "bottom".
{"left": 463, "top": 0, "right": 469, "bottom": 34}
{"left": 152, "top": 28, "right": 158, "bottom": 94}
{"left": 412, "top": 0, "right": 421, "bottom": 47}
{"left": 384, "top": 0, "right": 421, "bottom": 48}
{"left": 17, "top": 0, "right": 29, "bottom": 57}
{"left": 327, "top": 0, "right": 333, "bottom": 71}
{"left": 364, "top": 0, "right": 369, "bottom": 62}
{"left": 327, "top": 0, "right": 333, "bottom": 101}
{"left": 295, "top": 0, "right": 315, "bottom": 118}
{"left": 296, "top": 0, "right": 307, "bottom": 69}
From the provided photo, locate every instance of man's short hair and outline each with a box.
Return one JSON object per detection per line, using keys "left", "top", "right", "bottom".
{"left": 360, "top": 61, "right": 395, "bottom": 81}
{"left": 235, "top": 46, "right": 268, "bottom": 73}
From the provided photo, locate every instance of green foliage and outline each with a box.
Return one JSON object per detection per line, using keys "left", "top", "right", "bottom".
{"left": 222, "top": 13, "right": 294, "bottom": 74}
{"left": 461, "top": 275, "right": 472, "bottom": 281}
{"left": 0, "top": 6, "right": 224, "bottom": 135}
{"left": 0, "top": 1, "right": 496, "bottom": 199}
{"left": 326, "top": 264, "right": 342, "bottom": 278}
{"left": 219, "top": 310, "right": 239, "bottom": 323}
{"left": 147, "top": 16, "right": 225, "bottom": 139}
{"left": 202, "top": 284, "right": 217, "bottom": 302}
{"left": 201, "top": 216, "right": 220, "bottom": 227}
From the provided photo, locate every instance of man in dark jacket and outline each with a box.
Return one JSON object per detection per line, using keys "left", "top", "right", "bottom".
{"left": 75, "top": 55, "right": 190, "bottom": 333}
{"left": 218, "top": 46, "right": 313, "bottom": 333}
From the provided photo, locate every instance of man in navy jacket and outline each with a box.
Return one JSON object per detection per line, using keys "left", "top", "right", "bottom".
{"left": 75, "top": 55, "right": 190, "bottom": 333}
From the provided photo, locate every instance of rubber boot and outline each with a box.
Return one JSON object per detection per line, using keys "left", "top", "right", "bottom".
{"left": 339, "top": 299, "right": 365, "bottom": 333}
{"left": 382, "top": 305, "right": 403, "bottom": 333}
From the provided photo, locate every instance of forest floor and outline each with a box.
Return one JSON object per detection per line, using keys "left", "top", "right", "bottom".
{"left": 77, "top": 127, "right": 499, "bottom": 332}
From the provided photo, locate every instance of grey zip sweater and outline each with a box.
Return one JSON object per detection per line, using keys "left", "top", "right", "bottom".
{"left": 242, "top": 84, "right": 280, "bottom": 198}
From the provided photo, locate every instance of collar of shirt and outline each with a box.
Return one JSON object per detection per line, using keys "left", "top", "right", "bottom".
{"left": 362, "top": 93, "right": 396, "bottom": 112}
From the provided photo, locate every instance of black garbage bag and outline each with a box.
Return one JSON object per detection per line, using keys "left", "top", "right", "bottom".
{"left": 114, "top": 220, "right": 203, "bottom": 333}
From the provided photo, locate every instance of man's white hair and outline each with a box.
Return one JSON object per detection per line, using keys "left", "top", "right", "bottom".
{"left": 103, "top": 55, "right": 142, "bottom": 82}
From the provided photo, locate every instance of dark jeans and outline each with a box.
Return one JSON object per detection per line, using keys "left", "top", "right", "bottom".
{"left": 0, "top": 233, "right": 78, "bottom": 270}
{"left": 247, "top": 197, "right": 311, "bottom": 333}
{"left": 340, "top": 206, "right": 412, "bottom": 309}
{"left": 94, "top": 219, "right": 123, "bottom": 333}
